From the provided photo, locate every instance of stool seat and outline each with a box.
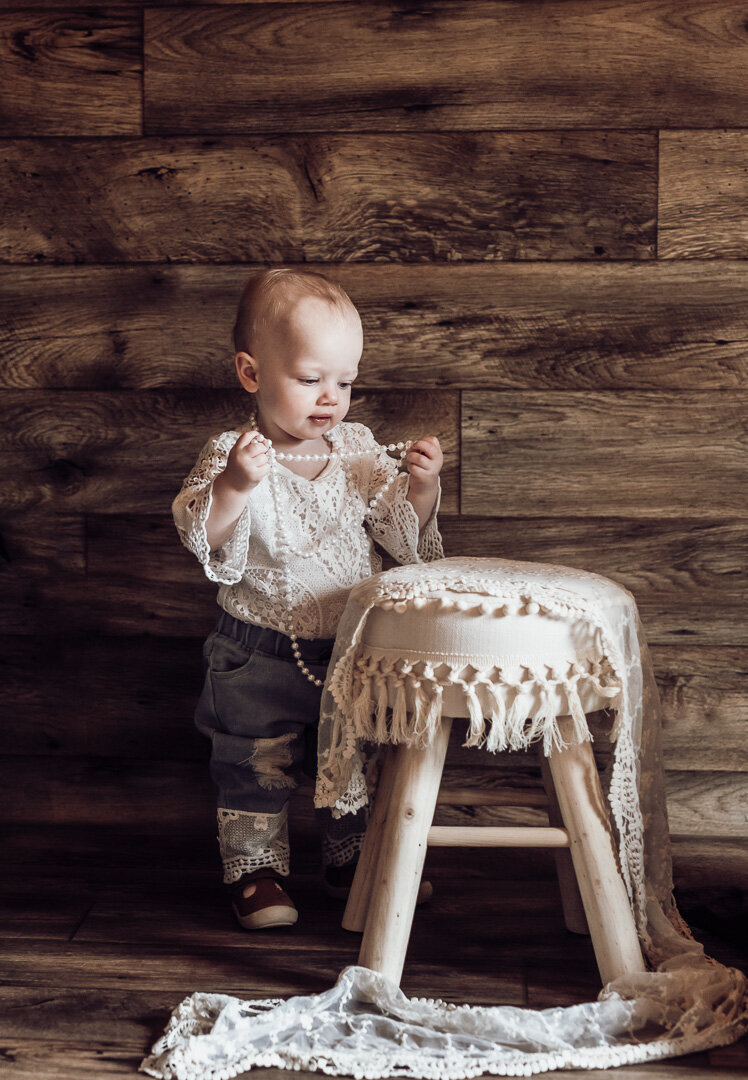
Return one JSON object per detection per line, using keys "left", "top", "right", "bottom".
{"left": 360, "top": 588, "right": 622, "bottom": 723}
{"left": 336, "top": 557, "right": 647, "bottom": 989}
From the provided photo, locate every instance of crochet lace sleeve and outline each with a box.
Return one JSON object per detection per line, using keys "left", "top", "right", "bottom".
{"left": 346, "top": 424, "right": 444, "bottom": 565}
{"left": 171, "top": 431, "right": 251, "bottom": 585}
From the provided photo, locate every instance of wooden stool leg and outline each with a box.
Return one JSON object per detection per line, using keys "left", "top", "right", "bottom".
{"left": 358, "top": 718, "right": 453, "bottom": 984}
{"left": 343, "top": 744, "right": 398, "bottom": 932}
{"left": 546, "top": 717, "right": 645, "bottom": 985}
{"left": 538, "top": 750, "right": 589, "bottom": 935}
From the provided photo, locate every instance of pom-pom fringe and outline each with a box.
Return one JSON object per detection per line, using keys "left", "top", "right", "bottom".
{"left": 349, "top": 656, "right": 623, "bottom": 754}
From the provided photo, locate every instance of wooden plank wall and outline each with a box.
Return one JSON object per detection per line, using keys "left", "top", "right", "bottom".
{"left": 1, "top": 1, "right": 747, "bottom": 888}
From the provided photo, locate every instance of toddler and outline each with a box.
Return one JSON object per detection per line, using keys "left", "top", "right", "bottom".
{"left": 172, "top": 268, "right": 444, "bottom": 929}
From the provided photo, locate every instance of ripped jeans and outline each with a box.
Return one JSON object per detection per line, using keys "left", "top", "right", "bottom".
{"left": 194, "top": 609, "right": 367, "bottom": 884}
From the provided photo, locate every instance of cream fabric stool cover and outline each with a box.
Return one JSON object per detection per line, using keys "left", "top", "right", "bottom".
{"left": 142, "top": 557, "right": 748, "bottom": 1080}
{"left": 351, "top": 587, "right": 623, "bottom": 752}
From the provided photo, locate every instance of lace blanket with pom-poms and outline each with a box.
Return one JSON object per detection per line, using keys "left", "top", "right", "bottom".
{"left": 142, "top": 557, "right": 748, "bottom": 1080}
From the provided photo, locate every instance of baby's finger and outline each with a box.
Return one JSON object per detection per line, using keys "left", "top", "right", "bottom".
{"left": 407, "top": 443, "right": 429, "bottom": 457}
{"left": 236, "top": 430, "right": 262, "bottom": 450}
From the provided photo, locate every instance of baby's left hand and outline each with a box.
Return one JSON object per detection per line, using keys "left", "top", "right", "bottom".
{"left": 406, "top": 436, "right": 443, "bottom": 488}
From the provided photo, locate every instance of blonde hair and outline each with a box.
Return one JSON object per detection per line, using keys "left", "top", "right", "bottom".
{"left": 233, "top": 268, "right": 357, "bottom": 355}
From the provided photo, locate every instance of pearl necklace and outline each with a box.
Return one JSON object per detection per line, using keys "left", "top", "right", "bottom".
{"left": 246, "top": 413, "right": 412, "bottom": 686}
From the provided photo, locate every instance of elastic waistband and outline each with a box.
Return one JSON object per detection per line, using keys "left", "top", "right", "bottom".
{"left": 215, "top": 609, "right": 337, "bottom": 663}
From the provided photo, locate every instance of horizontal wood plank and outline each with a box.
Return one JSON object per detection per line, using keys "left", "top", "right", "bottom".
{"left": 0, "top": 10, "right": 141, "bottom": 136}
{"left": 2, "top": 513, "right": 744, "bottom": 643}
{"left": 2, "top": 636, "right": 745, "bottom": 770}
{"left": 1, "top": 756, "right": 745, "bottom": 838}
{"left": 0, "top": 938, "right": 359, "bottom": 994}
{"left": 143, "top": 2, "right": 748, "bottom": 133}
{"left": 0, "top": 390, "right": 457, "bottom": 514}
{"left": 3, "top": 262, "right": 748, "bottom": 391}
{"left": 0, "top": 133, "right": 654, "bottom": 263}
{"left": 660, "top": 131, "right": 748, "bottom": 259}
{"left": 462, "top": 391, "right": 748, "bottom": 517}
{"left": 0, "top": 513, "right": 84, "bottom": 576}
{"left": 2, "top": 821, "right": 746, "bottom": 887}
{"left": 439, "top": 515, "right": 748, "bottom": 646}
{"left": 0, "top": 816, "right": 745, "bottom": 1077}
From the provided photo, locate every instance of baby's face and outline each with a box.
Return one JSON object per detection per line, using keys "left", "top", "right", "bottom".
{"left": 242, "top": 296, "right": 362, "bottom": 447}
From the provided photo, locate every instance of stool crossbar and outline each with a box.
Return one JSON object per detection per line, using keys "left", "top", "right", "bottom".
{"left": 344, "top": 715, "right": 645, "bottom": 987}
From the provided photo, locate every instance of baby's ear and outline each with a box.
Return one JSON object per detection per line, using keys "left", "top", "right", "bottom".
{"left": 235, "top": 351, "right": 259, "bottom": 392}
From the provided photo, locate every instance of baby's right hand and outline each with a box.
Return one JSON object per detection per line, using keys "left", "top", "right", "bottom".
{"left": 223, "top": 430, "right": 271, "bottom": 492}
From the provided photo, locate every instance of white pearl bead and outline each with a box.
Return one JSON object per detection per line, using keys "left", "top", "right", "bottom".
{"left": 397, "top": 442, "right": 404, "bottom": 450}
{"left": 276, "top": 452, "right": 286, "bottom": 460}
{"left": 526, "top": 601, "right": 540, "bottom": 614}
{"left": 394, "top": 601, "right": 408, "bottom": 613}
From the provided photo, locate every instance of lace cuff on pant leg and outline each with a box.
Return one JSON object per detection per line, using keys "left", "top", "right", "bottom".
{"left": 217, "top": 806, "right": 290, "bottom": 883}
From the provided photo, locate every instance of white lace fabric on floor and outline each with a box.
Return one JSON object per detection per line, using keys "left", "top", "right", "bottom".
{"left": 142, "top": 557, "right": 748, "bottom": 1079}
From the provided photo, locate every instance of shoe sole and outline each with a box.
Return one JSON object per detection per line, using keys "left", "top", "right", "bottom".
{"left": 232, "top": 902, "right": 299, "bottom": 930}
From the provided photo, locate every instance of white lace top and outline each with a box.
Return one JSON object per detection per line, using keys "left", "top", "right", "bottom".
{"left": 172, "top": 419, "right": 445, "bottom": 639}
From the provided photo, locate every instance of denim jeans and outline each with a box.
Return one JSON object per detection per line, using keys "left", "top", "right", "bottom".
{"left": 195, "top": 609, "right": 367, "bottom": 883}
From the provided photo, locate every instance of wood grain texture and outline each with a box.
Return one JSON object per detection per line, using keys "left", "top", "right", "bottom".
{"left": 0, "top": 512, "right": 85, "bottom": 575}
{"left": 1, "top": 755, "right": 746, "bottom": 838}
{"left": 3, "top": 261, "right": 748, "bottom": 391}
{"left": 0, "top": 389, "right": 458, "bottom": 513}
{"left": 439, "top": 515, "right": 748, "bottom": 646}
{"left": 461, "top": 391, "right": 748, "bottom": 517}
{"left": 0, "top": 132, "right": 655, "bottom": 263}
{"left": 143, "top": 2, "right": 748, "bottom": 132}
{"left": 2, "top": 821, "right": 746, "bottom": 888}
{"left": 1, "top": 822, "right": 746, "bottom": 1077}
{"left": 2, "top": 634, "right": 745, "bottom": 771}
{"left": 660, "top": 131, "right": 748, "bottom": 259}
{"left": 2, "top": 513, "right": 744, "bottom": 642}
{"left": 0, "top": 9, "right": 141, "bottom": 136}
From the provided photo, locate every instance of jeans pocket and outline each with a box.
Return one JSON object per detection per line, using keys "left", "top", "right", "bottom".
{"left": 209, "top": 633, "right": 259, "bottom": 680}
{"left": 196, "top": 634, "right": 264, "bottom": 735}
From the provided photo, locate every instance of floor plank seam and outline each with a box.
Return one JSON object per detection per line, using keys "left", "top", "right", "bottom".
{"left": 67, "top": 901, "right": 95, "bottom": 943}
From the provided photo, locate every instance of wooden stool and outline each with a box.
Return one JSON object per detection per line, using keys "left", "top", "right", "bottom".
{"left": 340, "top": 579, "right": 647, "bottom": 988}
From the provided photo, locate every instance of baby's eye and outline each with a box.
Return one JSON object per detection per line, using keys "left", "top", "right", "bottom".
{"left": 339, "top": 382, "right": 352, "bottom": 389}
{"left": 299, "top": 378, "right": 318, "bottom": 385}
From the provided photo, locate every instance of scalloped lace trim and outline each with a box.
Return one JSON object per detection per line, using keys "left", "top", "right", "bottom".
{"left": 140, "top": 964, "right": 748, "bottom": 1080}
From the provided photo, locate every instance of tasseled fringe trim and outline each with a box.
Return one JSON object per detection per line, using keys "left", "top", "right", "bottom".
{"left": 349, "top": 656, "right": 621, "bottom": 753}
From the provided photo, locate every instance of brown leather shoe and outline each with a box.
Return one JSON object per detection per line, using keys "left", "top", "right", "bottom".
{"left": 229, "top": 868, "right": 298, "bottom": 929}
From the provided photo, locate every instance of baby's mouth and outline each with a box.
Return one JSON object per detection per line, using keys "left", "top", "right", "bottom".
{"left": 310, "top": 415, "right": 332, "bottom": 423}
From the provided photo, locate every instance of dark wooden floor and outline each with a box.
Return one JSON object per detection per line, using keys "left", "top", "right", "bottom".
{"left": 2, "top": 823, "right": 746, "bottom": 1079}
